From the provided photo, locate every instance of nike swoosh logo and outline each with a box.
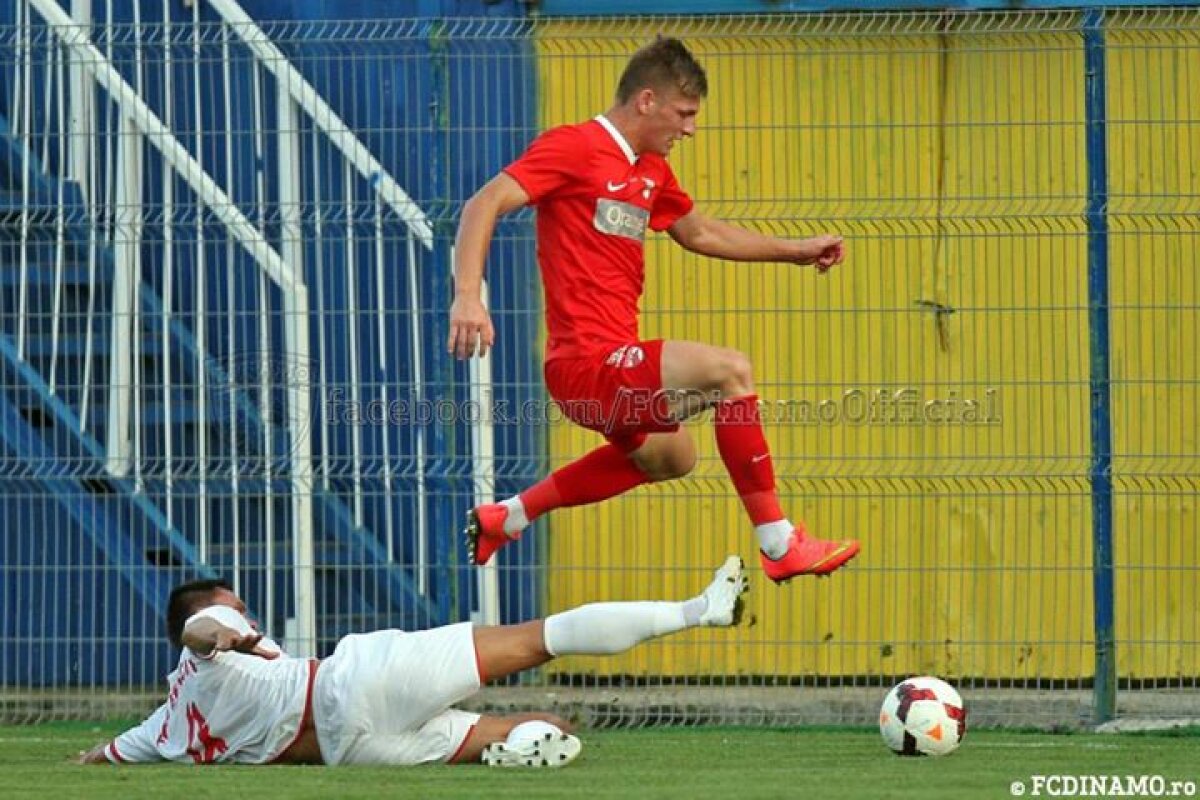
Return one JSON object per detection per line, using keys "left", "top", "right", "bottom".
{"left": 606, "top": 181, "right": 628, "bottom": 192}
{"left": 751, "top": 454, "right": 770, "bottom": 464}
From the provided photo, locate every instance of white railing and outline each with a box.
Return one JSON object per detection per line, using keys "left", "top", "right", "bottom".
{"left": 27, "top": 0, "right": 315, "bottom": 653}
{"left": 16, "top": 0, "right": 436, "bottom": 654}
{"left": 206, "top": 0, "right": 433, "bottom": 247}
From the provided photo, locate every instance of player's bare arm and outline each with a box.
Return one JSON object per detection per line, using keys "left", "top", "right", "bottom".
{"left": 448, "top": 172, "right": 531, "bottom": 359}
{"left": 667, "top": 210, "right": 845, "bottom": 273}
{"left": 180, "top": 617, "right": 278, "bottom": 660}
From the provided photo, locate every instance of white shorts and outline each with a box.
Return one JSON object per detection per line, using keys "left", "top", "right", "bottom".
{"left": 312, "top": 622, "right": 483, "bottom": 766}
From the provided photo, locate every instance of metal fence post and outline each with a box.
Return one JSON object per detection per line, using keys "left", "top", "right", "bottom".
{"left": 1083, "top": 6, "right": 1116, "bottom": 726}
{"left": 426, "top": 18, "right": 455, "bottom": 624}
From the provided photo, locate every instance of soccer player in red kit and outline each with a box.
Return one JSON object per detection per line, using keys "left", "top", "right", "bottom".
{"left": 448, "top": 38, "right": 859, "bottom": 583}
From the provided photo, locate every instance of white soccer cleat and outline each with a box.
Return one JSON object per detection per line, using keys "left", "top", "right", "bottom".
{"left": 481, "top": 724, "right": 582, "bottom": 768}
{"left": 699, "top": 555, "right": 749, "bottom": 627}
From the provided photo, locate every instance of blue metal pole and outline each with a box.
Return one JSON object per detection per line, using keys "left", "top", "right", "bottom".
{"left": 425, "top": 17, "right": 455, "bottom": 626}
{"left": 1083, "top": 7, "right": 1116, "bottom": 725}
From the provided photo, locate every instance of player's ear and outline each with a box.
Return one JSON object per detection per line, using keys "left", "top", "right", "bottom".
{"left": 634, "top": 87, "right": 657, "bottom": 115}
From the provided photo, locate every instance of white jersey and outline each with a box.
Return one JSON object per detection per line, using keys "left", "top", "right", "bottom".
{"left": 105, "top": 605, "right": 315, "bottom": 765}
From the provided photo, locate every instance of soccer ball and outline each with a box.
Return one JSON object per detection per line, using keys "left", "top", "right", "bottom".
{"left": 879, "top": 676, "right": 967, "bottom": 756}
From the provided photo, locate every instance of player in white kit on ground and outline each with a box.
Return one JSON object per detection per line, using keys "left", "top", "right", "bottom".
{"left": 78, "top": 556, "right": 748, "bottom": 768}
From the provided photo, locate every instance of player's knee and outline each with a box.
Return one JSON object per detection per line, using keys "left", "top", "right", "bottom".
{"left": 655, "top": 450, "right": 696, "bottom": 481}
{"left": 639, "top": 442, "right": 696, "bottom": 482}
{"left": 718, "top": 350, "right": 755, "bottom": 397}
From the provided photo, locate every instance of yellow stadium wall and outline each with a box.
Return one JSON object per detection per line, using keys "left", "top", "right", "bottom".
{"left": 531, "top": 14, "right": 1197, "bottom": 681}
{"left": 1106, "top": 15, "right": 1200, "bottom": 681}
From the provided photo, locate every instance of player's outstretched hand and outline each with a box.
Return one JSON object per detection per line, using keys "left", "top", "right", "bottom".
{"left": 76, "top": 744, "right": 108, "bottom": 765}
{"left": 213, "top": 629, "right": 279, "bottom": 660}
{"left": 790, "top": 235, "right": 845, "bottom": 273}
{"left": 448, "top": 294, "right": 496, "bottom": 359}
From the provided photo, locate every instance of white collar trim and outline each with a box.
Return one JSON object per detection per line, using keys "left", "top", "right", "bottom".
{"left": 594, "top": 114, "right": 637, "bottom": 165}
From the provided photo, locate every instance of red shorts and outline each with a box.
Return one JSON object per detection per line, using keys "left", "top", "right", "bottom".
{"left": 544, "top": 340, "right": 679, "bottom": 453}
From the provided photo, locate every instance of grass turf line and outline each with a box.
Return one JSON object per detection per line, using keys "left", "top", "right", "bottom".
{"left": 2, "top": 722, "right": 1196, "bottom": 799}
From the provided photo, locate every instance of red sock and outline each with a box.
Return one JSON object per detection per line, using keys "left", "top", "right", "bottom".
{"left": 520, "top": 443, "right": 649, "bottom": 520}
{"left": 714, "top": 394, "right": 785, "bottom": 525}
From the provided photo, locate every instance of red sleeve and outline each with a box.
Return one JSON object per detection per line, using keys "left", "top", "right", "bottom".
{"left": 503, "top": 125, "right": 588, "bottom": 204}
{"left": 649, "top": 165, "right": 693, "bottom": 232}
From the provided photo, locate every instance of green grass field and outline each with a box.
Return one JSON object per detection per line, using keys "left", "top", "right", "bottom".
{"left": 3, "top": 722, "right": 1196, "bottom": 799}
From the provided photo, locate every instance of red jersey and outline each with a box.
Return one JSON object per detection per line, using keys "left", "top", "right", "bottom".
{"left": 503, "top": 116, "right": 694, "bottom": 361}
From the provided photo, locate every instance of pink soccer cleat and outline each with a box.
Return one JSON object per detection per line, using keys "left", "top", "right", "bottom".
{"left": 464, "top": 504, "right": 519, "bottom": 566}
{"left": 760, "top": 524, "right": 860, "bottom": 583}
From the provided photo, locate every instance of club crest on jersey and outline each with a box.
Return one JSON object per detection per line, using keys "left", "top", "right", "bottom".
{"left": 605, "top": 344, "right": 646, "bottom": 369}
{"left": 606, "top": 176, "right": 657, "bottom": 200}
{"left": 594, "top": 198, "right": 649, "bottom": 241}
